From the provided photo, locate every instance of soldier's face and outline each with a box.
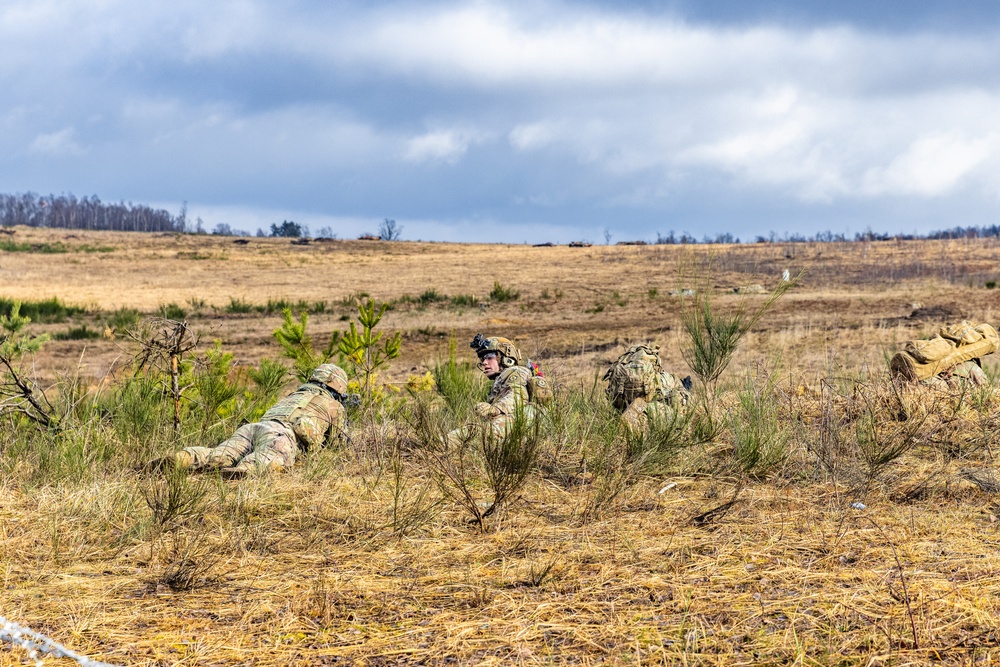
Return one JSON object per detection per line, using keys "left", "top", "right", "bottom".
{"left": 479, "top": 353, "right": 501, "bottom": 378}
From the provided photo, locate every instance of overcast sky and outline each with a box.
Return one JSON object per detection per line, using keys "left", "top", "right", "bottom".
{"left": 4, "top": 0, "right": 1000, "bottom": 243}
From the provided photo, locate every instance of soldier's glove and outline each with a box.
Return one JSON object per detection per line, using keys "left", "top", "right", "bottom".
{"left": 682, "top": 376, "right": 693, "bottom": 392}
{"left": 344, "top": 393, "right": 361, "bottom": 408}
{"left": 473, "top": 402, "right": 495, "bottom": 419}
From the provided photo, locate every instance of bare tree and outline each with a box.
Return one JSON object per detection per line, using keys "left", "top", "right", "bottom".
{"left": 379, "top": 218, "right": 403, "bottom": 241}
{"left": 125, "top": 319, "right": 198, "bottom": 432}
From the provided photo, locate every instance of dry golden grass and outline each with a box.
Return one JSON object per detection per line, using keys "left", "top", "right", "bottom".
{"left": 6, "top": 225, "right": 1000, "bottom": 386}
{"left": 4, "top": 455, "right": 1000, "bottom": 666}
{"left": 3, "top": 227, "right": 1000, "bottom": 665}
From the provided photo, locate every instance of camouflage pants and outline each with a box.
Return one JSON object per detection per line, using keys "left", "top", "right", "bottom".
{"left": 182, "top": 420, "right": 299, "bottom": 473}
{"left": 445, "top": 406, "right": 539, "bottom": 449}
{"left": 621, "top": 397, "right": 679, "bottom": 433}
{"left": 921, "top": 360, "right": 987, "bottom": 390}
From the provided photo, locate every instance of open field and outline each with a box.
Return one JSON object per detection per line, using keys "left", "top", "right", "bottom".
{"left": 3, "top": 227, "right": 1000, "bottom": 665}
{"left": 4, "top": 225, "right": 1000, "bottom": 385}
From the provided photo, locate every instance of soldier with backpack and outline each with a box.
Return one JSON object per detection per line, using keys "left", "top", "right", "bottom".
{"left": 604, "top": 343, "right": 691, "bottom": 431}
{"left": 890, "top": 321, "right": 997, "bottom": 389}
{"left": 445, "top": 333, "right": 552, "bottom": 447}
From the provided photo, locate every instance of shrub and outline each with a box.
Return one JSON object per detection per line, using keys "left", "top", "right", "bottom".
{"left": 157, "top": 303, "right": 186, "bottom": 320}
{"left": 226, "top": 297, "right": 255, "bottom": 314}
{"left": 338, "top": 299, "right": 403, "bottom": 407}
{"left": 418, "top": 289, "right": 448, "bottom": 306}
{"left": 337, "top": 292, "right": 369, "bottom": 307}
{"left": 0, "top": 240, "right": 68, "bottom": 253}
{"left": 190, "top": 341, "right": 245, "bottom": 435}
{"left": 110, "top": 375, "right": 172, "bottom": 449}
{"left": 489, "top": 282, "right": 520, "bottom": 302}
{"left": 726, "top": 364, "right": 790, "bottom": 478}
{"left": 0, "top": 302, "right": 57, "bottom": 428}
{"left": 429, "top": 406, "right": 541, "bottom": 531}
{"left": 264, "top": 297, "right": 293, "bottom": 314}
{"left": 106, "top": 307, "right": 141, "bottom": 331}
{"left": 450, "top": 294, "right": 479, "bottom": 308}
{"left": 0, "top": 296, "right": 83, "bottom": 323}
{"left": 54, "top": 324, "right": 101, "bottom": 340}
{"left": 273, "top": 309, "right": 339, "bottom": 382}
{"left": 433, "top": 337, "right": 488, "bottom": 414}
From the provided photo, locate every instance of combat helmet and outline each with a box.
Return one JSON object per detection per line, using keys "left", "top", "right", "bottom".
{"left": 470, "top": 333, "right": 523, "bottom": 368}
{"left": 310, "top": 364, "right": 349, "bottom": 395}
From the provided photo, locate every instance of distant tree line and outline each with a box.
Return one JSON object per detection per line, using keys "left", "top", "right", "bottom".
{"left": 5, "top": 191, "right": 998, "bottom": 245}
{"left": 653, "top": 224, "right": 1000, "bottom": 245}
{"left": 0, "top": 192, "right": 191, "bottom": 233}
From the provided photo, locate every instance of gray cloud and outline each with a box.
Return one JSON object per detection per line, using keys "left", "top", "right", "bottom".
{"left": 4, "top": 0, "right": 1000, "bottom": 242}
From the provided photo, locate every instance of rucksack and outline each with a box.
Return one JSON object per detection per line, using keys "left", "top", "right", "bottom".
{"left": 525, "top": 360, "right": 554, "bottom": 406}
{"left": 603, "top": 344, "right": 663, "bottom": 411}
{"left": 891, "top": 320, "right": 999, "bottom": 381}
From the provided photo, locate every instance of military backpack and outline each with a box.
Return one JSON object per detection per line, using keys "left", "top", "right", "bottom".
{"left": 891, "top": 320, "right": 999, "bottom": 382}
{"left": 526, "top": 361, "right": 554, "bottom": 406}
{"left": 603, "top": 344, "right": 663, "bottom": 411}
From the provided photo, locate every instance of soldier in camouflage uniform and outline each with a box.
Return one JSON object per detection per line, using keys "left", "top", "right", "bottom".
{"left": 604, "top": 344, "right": 690, "bottom": 433}
{"left": 169, "top": 364, "right": 350, "bottom": 475}
{"left": 445, "top": 334, "right": 540, "bottom": 447}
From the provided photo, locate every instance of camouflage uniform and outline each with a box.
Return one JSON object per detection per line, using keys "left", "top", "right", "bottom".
{"left": 620, "top": 371, "right": 688, "bottom": 432}
{"left": 446, "top": 334, "right": 544, "bottom": 448}
{"left": 447, "top": 365, "right": 538, "bottom": 447}
{"left": 179, "top": 365, "right": 348, "bottom": 474}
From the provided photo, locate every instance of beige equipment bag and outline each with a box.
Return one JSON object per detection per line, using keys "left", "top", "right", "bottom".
{"left": 890, "top": 321, "right": 999, "bottom": 381}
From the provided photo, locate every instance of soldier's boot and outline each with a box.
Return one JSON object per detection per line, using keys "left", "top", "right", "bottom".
{"left": 142, "top": 450, "right": 194, "bottom": 473}
{"left": 173, "top": 451, "right": 195, "bottom": 470}
{"left": 219, "top": 460, "right": 283, "bottom": 479}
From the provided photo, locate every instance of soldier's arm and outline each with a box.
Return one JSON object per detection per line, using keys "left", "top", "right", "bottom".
{"left": 321, "top": 399, "right": 348, "bottom": 447}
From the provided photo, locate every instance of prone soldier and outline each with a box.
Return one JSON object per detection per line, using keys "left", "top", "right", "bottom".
{"left": 159, "top": 363, "right": 352, "bottom": 476}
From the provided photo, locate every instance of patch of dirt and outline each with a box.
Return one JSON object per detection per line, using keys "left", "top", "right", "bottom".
{"left": 907, "top": 304, "right": 958, "bottom": 321}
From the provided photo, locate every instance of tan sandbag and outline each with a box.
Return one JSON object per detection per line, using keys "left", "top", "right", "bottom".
{"left": 891, "top": 322, "right": 999, "bottom": 381}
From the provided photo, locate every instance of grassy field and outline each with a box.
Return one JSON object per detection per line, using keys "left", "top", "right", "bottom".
{"left": 2, "top": 226, "right": 1000, "bottom": 665}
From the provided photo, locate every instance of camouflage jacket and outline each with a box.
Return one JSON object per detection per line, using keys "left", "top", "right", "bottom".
{"left": 653, "top": 371, "right": 689, "bottom": 407}
{"left": 475, "top": 366, "right": 532, "bottom": 419}
{"left": 261, "top": 383, "right": 346, "bottom": 450}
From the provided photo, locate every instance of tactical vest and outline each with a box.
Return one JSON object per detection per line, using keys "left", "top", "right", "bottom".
{"left": 604, "top": 344, "right": 687, "bottom": 411}
{"left": 262, "top": 383, "right": 345, "bottom": 449}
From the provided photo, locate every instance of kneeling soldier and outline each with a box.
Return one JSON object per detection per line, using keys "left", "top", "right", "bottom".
{"left": 445, "top": 334, "right": 549, "bottom": 447}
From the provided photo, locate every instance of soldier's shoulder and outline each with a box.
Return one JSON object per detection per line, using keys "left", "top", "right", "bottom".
{"left": 499, "top": 365, "right": 531, "bottom": 385}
